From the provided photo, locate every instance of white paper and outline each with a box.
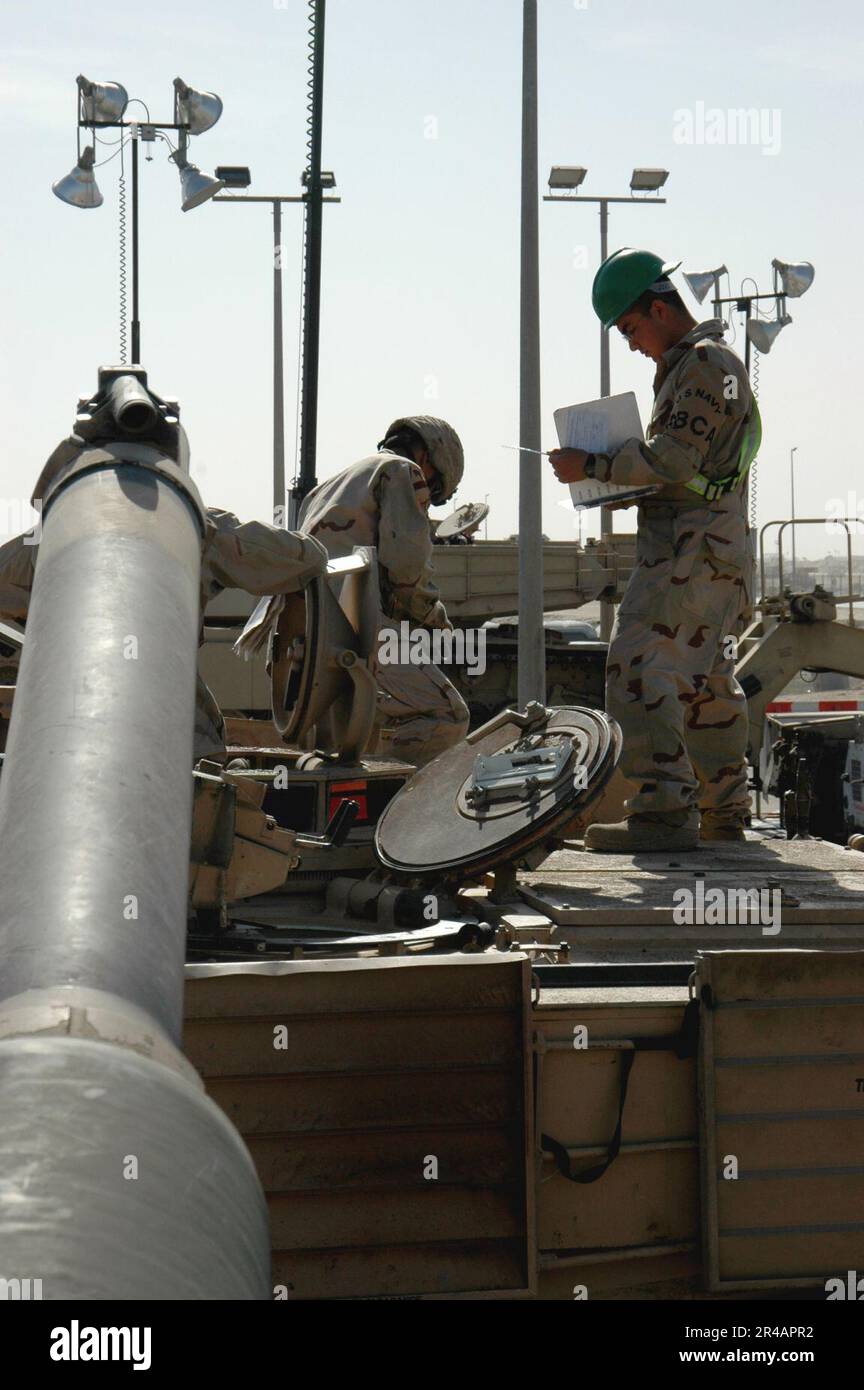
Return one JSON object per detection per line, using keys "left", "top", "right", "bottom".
{"left": 554, "top": 391, "right": 656, "bottom": 509}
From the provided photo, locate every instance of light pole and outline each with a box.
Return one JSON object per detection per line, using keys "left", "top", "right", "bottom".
{"left": 213, "top": 180, "right": 340, "bottom": 524}
{"left": 518, "top": 0, "right": 544, "bottom": 707}
{"left": 709, "top": 289, "right": 787, "bottom": 374}
{"left": 292, "top": 0, "right": 329, "bottom": 529}
{"left": 790, "top": 446, "right": 798, "bottom": 588}
{"left": 545, "top": 166, "right": 669, "bottom": 640}
{"left": 52, "top": 76, "right": 228, "bottom": 365}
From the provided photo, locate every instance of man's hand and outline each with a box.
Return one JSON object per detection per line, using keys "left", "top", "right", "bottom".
{"left": 549, "top": 448, "right": 590, "bottom": 484}
{"left": 423, "top": 600, "right": 452, "bottom": 631}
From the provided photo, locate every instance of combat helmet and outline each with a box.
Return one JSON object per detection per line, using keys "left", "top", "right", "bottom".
{"left": 381, "top": 415, "right": 464, "bottom": 505}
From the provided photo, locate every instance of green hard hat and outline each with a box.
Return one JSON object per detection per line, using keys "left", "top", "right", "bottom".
{"left": 592, "top": 248, "right": 682, "bottom": 330}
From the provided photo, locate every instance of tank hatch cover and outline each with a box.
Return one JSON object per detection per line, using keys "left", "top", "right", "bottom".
{"left": 375, "top": 704, "right": 621, "bottom": 879}
{"left": 435, "top": 501, "right": 489, "bottom": 540}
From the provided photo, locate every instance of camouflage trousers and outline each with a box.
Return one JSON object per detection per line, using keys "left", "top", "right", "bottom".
{"left": 372, "top": 652, "right": 469, "bottom": 768}
{"left": 606, "top": 504, "right": 753, "bottom": 820}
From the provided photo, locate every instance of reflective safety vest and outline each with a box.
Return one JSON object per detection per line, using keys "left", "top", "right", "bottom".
{"left": 684, "top": 399, "right": 762, "bottom": 503}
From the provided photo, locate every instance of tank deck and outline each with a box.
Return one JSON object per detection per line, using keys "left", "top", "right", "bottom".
{"left": 211, "top": 829, "right": 864, "bottom": 982}
{"left": 515, "top": 831, "right": 864, "bottom": 966}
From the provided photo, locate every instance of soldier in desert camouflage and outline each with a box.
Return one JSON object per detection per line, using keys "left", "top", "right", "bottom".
{"left": 297, "top": 416, "right": 470, "bottom": 767}
{"left": 549, "top": 249, "right": 761, "bottom": 851}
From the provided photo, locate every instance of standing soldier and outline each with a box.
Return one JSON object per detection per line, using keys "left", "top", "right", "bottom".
{"left": 549, "top": 249, "right": 760, "bottom": 850}
{"left": 295, "top": 416, "right": 470, "bottom": 767}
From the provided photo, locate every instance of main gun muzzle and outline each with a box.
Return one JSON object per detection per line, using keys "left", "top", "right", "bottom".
{"left": 107, "top": 372, "right": 159, "bottom": 434}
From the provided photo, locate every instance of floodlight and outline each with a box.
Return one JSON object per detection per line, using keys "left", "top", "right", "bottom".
{"left": 772, "top": 258, "right": 815, "bottom": 298}
{"left": 683, "top": 264, "right": 728, "bottom": 303}
{"left": 630, "top": 168, "right": 668, "bottom": 192}
{"left": 173, "top": 77, "right": 223, "bottom": 135}
{"left": 747, "top": 315, "right": 792, "bottom": 354}
{"left": 77, "top": 75, "right": 128, "bottom": 124}
{"left": 301, "top": 169, "right": 337, "bottom": 189}
{"left": 52, "top": 146, "right": 103, "bottom": 208}
{"left": 215, "top": 166, "right": 251, "bottom": 188}
{"left": 171, "top": 150, "right": 225, "bottom": 210}
{"left": 548, "top": 166, "right": 587, "bottom": 190}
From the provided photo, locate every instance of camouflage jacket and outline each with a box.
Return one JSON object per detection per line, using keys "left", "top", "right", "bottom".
{"left": 0, "top": 506, "right": 328, "bottom": 633}
{"left": 298, "top": 452, "right": 449, "bottom": 628}
{"left": 592, "top": 319, "right": 756, "bottom": 516}
{"left": 200, "top": 510, "right": 327, "bottom": 616}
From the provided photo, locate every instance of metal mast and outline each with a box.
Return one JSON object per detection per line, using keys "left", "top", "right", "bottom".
{"left": 518, "top": 0, "right": 545, "bottom": 707}
{"left": 290, "top": 0, "right": 327, "bottom": 528}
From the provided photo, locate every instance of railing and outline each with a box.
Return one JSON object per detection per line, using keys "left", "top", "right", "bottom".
{"left": 758, "top": 517, "right": 864, "bottom": 626}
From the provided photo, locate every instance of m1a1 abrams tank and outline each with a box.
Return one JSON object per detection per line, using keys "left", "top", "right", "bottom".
{"left": 7, "top": 369, "right": 864, "bottom": 1305}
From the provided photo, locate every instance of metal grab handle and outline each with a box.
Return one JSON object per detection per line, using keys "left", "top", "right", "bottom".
{"left": 295, "top": 798, "right": 359, "bottom": 850}
{"left": 465, "top": 700, "right": 549, "bottom": 745}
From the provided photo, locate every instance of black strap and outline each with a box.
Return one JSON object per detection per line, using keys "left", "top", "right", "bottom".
{"left": 540, "top": 998, "right": 700, "bottom": 1184}
{"left": 541, "top": 1049, "right": 635, "bottom": 1183}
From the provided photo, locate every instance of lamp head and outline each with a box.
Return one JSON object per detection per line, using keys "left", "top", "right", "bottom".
{"left": 52, "top": 145, "right": 103, "bottom": 208}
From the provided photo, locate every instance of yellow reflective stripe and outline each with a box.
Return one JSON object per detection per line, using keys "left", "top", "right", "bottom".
{"left": 685, "top": 473, "right": 712, "bottom": 496}
{"left": 685, "top": 402, "right": 761, "bottom": 499}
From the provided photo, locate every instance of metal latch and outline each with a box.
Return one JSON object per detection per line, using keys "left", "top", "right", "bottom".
{"left": 464, "top": 735, "right": 573, "bottom": 808}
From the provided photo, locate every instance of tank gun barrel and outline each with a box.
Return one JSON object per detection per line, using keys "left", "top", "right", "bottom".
{"left": 0, "top": 368, "right": 270, "bottom": 1300}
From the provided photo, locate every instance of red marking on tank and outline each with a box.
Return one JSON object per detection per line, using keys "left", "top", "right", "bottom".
{"left": 329, "top": 780, "right": 369, "bottom": 822}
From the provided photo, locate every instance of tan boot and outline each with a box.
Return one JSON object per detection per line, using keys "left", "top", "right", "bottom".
{"left": 584, "top": 809, "right": 700, "bottom": 853}
{"left": 700, "top": 812, "right": 748, "bottom": 843}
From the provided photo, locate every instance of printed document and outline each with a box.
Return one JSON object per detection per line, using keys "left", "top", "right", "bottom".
{"left": 553, "top": 392, "right": 657, "bottom": 509}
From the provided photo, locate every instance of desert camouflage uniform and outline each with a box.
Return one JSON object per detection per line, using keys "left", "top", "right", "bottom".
{"left": 590, "top": 319, "right": 758, "bottom": 819}
{"left": 0, "top": 501, "right": 328, "bottom": 760}
{"left": 299, "top": 453, "right": 469, "bottom": 765}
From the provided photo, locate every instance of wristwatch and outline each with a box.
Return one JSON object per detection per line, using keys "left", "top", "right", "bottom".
{"left": 584, "top": 454, "right": 597, "bottom": 479}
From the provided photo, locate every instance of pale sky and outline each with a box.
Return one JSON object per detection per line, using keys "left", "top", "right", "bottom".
{"left": 1, "top": 0, "right": 860, "bottom": 553}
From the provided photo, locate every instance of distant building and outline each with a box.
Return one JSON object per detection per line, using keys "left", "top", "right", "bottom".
{"left": 761, "top": 552, "right": 864, "bottom": 598}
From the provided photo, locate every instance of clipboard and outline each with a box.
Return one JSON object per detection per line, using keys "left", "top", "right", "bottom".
{"left": 553, "top": 392, "right": 657, "bottom": 509}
